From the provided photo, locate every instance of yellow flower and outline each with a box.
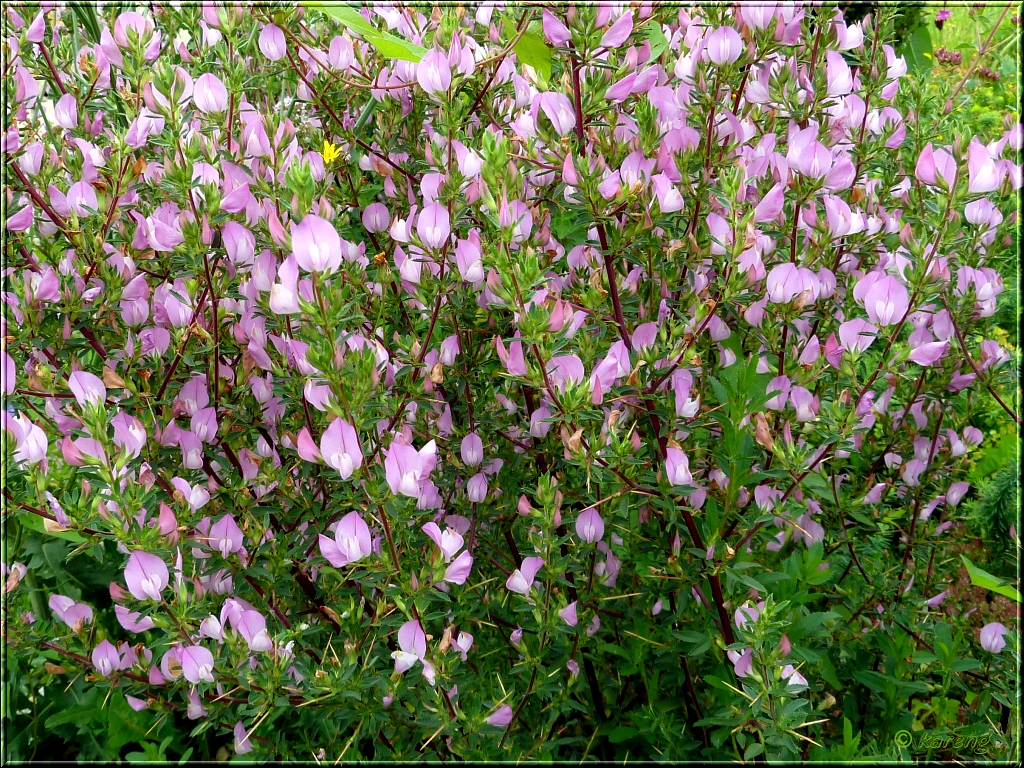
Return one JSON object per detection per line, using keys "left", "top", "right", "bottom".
{"left": 323, "top": 140, "right": 342, "bottom": 164}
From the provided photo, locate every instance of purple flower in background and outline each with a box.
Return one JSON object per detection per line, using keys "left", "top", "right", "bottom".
{"left": 559, "top": 601, "right": 579, "bottom": 627}
{"left": 487, "top": 704, "right": 514, "bottom": 727}
{"left": 980, "top": 622, "right": 1008, "bottom": 653}
{"left": 319, "top": 511, "right": 372, "bottom": 568}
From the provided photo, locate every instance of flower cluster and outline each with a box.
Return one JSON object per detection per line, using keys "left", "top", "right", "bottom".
{"left": 2, "top": 1, "right": 1018, "bottom": 761}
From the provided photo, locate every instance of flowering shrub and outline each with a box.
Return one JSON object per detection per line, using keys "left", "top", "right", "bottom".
{"left": 2, "top": 2, "right": 1020, "bottom": 761}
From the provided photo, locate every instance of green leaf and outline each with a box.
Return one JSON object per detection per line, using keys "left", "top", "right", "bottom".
{"left": 302, "top": 2, "right": 426, "bottom": 62}
{"left": 608, "top": 725, "right": 638, "bottom": 743}
{"left": 744, "top": 742, "right": 765, "bottom": 760}
{"left": 646, "top": 22, "right": 669, "bottom": 61}
{"left": 69, "top": 1, "right": 102, "bottom": 43}
{"left": 898, "top": 24, "right": 933, "bottom": 74}
{"left": 17, "top": 511, "right": 87, "bottom": 543}
{"left": 960, "top": 555, "right": 1022, "bottom": 603}
{"left": 513, "top": 31, "right": 552, "bottom": 82}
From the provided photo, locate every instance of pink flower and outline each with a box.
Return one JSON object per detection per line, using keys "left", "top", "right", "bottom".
{"left": 209, "top": 514, "right": 244, "bottom": 559}
{"left": 55, "top": 93, "right": 78, "bottom": 130}
{"left": 575, "top": 509, "right": 604, "bottom": 543}
{"left": 542, "top": 10, "right": 570, "bottom": 45}
{"left": 259, "top": 23, "right": 286, "bottom": 60}
{"left": 968, "top": 139, "right": 1000, "bottom": 193}
{"left": 180, "top": 644, "right": 215, "bottom": 683}
{"left": 417, "top": 202, "right": 450, "bottom": 250}
{"left": 193, "top": 73, "right": 228, "bottom": 113}
{"left": 269, "top": 255, "right": 301, "bottom": 314}
{"left": 559, "top": 601, "right": 579, "bottom": 626}
{"left": 319, "top": 511, "right": 373, "bottom": 568}
{"left": 384, "top": 440, "right": 437, "bottom": 498}
{"left": 980, "top": 622, "right": 1008, "bottom": 653}
{"left": 600, "top": 11, "right": 633, "bottom": 49}
{"left": 907, "top": 341, "right": 949, "bottom": 366}
{"left": 320, "top": 418, "right": 363, "bottom": 479}
{"left": 705, "top": 26, "right": 744, "bottom": 65}
{"left": 115, "top": 604, "right": 155, "bottom": 633}
{"left": 487, "top": 704, "right": 515, "bottom": 727}
{"left": 782, "top": 664, "right": 808, "bottom": 687}
{"left": 292, "top": 214, "right": 342, "bottom": 274}
{"left": 236, "top": 610, "right": 274, "bottom": 652}
{"left": 728, "top": 647, "right": 753, "bottom": 677}
{"left": 838, "top": 318, "right": 877, "bottom": 353}
{"left": 444, "top": 550, "right": 474, "bottom": 585}
{"left": 124, "top": 550, "right": 169, "bottom": 601}
{"left": 665, "top": 447, "right": 692, "bottom": 487}
{"left": 361, "top": 203, "right": 390, "bottom": 233}
{"left": 423, "top": 522, "right": 464, "bottom": 562}
{"left": 49, "top": 595, "right": 93, "bottom": 627}
{"left": 234, "top": 721, "right": 254, "bottom": 754}
{"left": 393, "top": 619, "right": 427, "bottom": 674}
{"left": 734, "top": 601, "right": 763, "bottom": 630}
{"left": 467, "top": 473, "right": 488, "bottom": 502}
{"left": 68, "top": 370, "right": 106, "bottom": 409}
{"left": 536, "top": 92, "right": 576, "bottom": 137}
{"left": 417, "top": 50, "right": 451, "bottom": 95}
{"left": 862, "top": 275, "right": 909, "bottom": 326}
{"left": 506, "top": 556, "right": 544, "bottom": 596}
{"left": 461, "top": 432, "right": 484, "bottom": 466}
{"left": 92, "top": 639, "right": 122, "bottom": 677}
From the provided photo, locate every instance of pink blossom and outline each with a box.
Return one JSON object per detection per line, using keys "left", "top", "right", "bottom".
{"left": 292, "top": 214, "right": 342, "bottom": 274}
{"left": 180, "top": 645, "right": 215, "bottom": 683}
{"left": 320, "top": 418, "right": 363, "bottom": 479}
{"left": 319, "top": 511, "right": 373, "bottom": 568}
{"left": 506, "top": 556, "right": 544, "bottom": 596}
{"left": 575, "top": 509, "right": 604, "bottom": 543}
{"left": 980, "top": 622, "right": 1008, "bottom": 653}
{"left": 124, "top": 550, "right": 169, "bottom": 601}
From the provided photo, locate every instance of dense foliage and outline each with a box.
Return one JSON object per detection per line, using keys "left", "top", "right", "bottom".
{"left": 2, "top": 2, "right": 1020, "bottom": 762}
